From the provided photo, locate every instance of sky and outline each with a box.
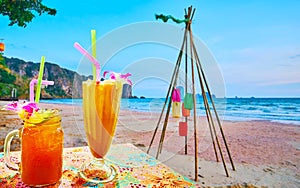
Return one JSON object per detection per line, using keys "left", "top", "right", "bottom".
{"left": 0, "top": 0, "right": 299, "bottom": 98}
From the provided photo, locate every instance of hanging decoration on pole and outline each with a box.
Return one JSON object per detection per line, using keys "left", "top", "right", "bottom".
{"left": 0, "top": 38, "right": 5, "bottom": 52}
{"left": 147, "top": 6, "right": 235, "bottom": 182}
{"left": 0, "top": 42, "right": 4, "bottom": 52}
{"left": 171, "top": 88, "right": 181, "bottom": 118}
{"left": 182, "top": 102, "right": 190, "bottom": 117}
{"left": 155, "top": 14, "right": 189, "bottom": 24}
{"left": 0, "top": 39, "right": 5, "bottom": 64}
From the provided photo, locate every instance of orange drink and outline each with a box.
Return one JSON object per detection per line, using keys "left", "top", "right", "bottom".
{"left": 4, "top": 109, "right": 63, "bottom": 186}
{"left": 82, "top": 79, "right": 122, "bottom": 158}
{"left": 79, "top": 73, "right": 129, "bottom": 183}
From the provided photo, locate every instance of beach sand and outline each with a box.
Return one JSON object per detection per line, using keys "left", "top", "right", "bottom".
{"left": 0, "top": 101, "right": 299, "bottom": 187}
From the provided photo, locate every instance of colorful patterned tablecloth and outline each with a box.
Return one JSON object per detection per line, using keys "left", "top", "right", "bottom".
{"left": 0, "top": 143, "right": 200, "bottom": 187}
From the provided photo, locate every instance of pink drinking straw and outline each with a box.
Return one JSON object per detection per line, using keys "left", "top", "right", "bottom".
{"left": 74, "top": 42, "right": 100, "bottom": 81}
{"left": 29, "top": 79, "right": 54, "bottom": 102}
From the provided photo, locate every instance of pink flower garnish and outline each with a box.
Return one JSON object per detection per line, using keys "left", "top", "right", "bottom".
{"left": 2, "top": 102, "right": 20, "bottom": 112}
{"left": 103, "top": 71, "right": 132, "bottom": 85}
{"left": 2, "top": 102, "right": 39, "bottom": 117}
{"left": 22, "top": 102, "right": 39, "bottom": 114}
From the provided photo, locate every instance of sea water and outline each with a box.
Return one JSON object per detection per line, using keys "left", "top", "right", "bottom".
{"left": 40, "top": 97, "right": 300, "bottom": 125}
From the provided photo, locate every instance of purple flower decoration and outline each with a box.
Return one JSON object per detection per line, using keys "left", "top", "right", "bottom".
{"left": 103, "top": 71, "right": 132, "bottom": 85}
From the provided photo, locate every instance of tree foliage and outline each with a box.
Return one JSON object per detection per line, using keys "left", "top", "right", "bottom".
{"left": 0, "top": 68, "right": 16, "bottom": 83}
{"left": 0, "top": 53, "right": 4, "bottom": 65}
{"left": 0, "top": 0, "right": 56, "bottom": 27}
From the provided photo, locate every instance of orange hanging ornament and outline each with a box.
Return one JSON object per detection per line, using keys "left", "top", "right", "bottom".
{"left": 0, "top": 42, "right": 4, "bottom": 52}
{"left": 182, "top": 103, "right": 190, "bottom": 117}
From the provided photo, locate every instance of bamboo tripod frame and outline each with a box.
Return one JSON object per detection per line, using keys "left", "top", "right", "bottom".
{"left": 147, "top": 6, "right": 235, "bottom": 181}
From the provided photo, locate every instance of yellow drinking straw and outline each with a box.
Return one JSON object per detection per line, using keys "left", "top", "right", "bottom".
{"left": 35, "top": 56, "right": 46, "bottom": 103}
{"left": 91, "top": 29, "right": 97, "bottom": 81}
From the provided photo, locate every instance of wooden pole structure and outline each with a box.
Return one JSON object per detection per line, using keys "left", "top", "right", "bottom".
{"left": 147, "top": 23, "right": 189, "bottom": 155}
{"left": 147, "top": 6, "right": 235, "bottom": 181}
{"left": 191, "top": 39, "right": 236, "bottom": 171}
{"left": 157, "top": 21, "right": 189, "bottom": 156}
{"left": 184, "top": 18, "right": 188, "bottom": 155}
{"left": 189, "top": 26, "right": 230, "bottom": 177}
{"left": 188, "top": 28, "right": 219, "bottom": 163}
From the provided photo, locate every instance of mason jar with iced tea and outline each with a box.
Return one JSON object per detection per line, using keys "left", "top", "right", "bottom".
{"left": 4, "top": 109, "right": 64, "bottom": 186}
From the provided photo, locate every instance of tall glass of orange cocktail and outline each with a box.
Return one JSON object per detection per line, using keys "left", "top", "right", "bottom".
{"left": 73, "top": 41, "right": 131, "bottom": 183}
{"left": 79, "top": 77, "right": 124, "bottom": 183}
{"left": 4, "top": 108, "right": 63, "bottom": 186}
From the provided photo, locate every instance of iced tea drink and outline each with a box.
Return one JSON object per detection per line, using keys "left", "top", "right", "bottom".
{"left": 4, "top": 109, "right": 63, "bottom": 186}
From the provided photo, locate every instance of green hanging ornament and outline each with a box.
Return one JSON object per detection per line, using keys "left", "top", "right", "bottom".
{"left": 184, "top": 93, "right": 194, "bottom": 110}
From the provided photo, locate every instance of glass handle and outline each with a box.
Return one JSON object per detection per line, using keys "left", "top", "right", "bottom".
{"left": 4, "top": 129, "right": 20, "bottom": 171}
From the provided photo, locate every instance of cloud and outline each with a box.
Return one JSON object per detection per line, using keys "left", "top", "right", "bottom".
{"left": 219, "top": 46, "right": 300, "bottom": 90}
{"left": 289, "top": 54, "right": 300, "bottom": 59}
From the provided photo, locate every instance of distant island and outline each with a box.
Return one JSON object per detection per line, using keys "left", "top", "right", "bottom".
{"left": 0, "top": 56, "right": 133, "bottom": 99}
